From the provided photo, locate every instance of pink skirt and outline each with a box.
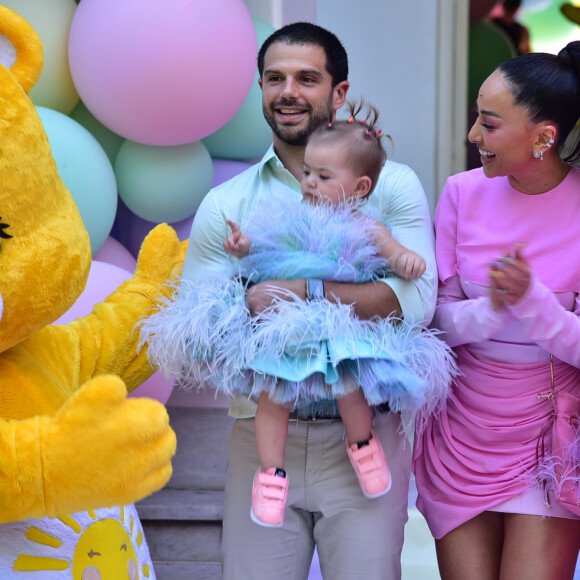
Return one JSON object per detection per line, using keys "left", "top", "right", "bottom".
{"left": 413, "top": 345, "right": 580, "bottom": 539}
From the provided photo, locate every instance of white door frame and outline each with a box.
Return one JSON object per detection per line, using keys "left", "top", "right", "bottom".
{"left": 435, "top": 0, "right": 469, "bottom": 198}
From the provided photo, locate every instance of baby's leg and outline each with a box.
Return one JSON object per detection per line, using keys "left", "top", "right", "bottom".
{"left": 252, "top": 391, "right": 291, "bottom": 527}
{"left": 337, "top": 387, "right": 392, "bottom": 499}
{"left": 336, "top": 388, "right": 372, "bottom": 446}
{"left": 255, "top": 391, "right": 291, "bottom": 472}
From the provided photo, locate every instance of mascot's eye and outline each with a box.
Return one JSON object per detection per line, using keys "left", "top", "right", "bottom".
{"left": 0, "top": 219, "right": 12, "bottom": 250}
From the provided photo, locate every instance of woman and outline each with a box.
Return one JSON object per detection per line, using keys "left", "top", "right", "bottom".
{"left": 413, "top": 42, "right": 580, "bottom": 579}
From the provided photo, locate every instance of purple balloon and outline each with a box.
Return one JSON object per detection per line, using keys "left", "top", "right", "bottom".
{"left": 212, "top": 158, "right": 253, "bottom": 187}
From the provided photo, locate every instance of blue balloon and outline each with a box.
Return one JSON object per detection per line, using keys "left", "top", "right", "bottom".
{"left": 36, "top": 106, "right": 118, "bottom": 255}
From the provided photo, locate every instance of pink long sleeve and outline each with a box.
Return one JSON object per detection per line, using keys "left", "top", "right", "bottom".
{"left": 509, "top": 276, "right": 580, "bottom": 367}
{"left": 431, "top": 275, "right": 505, "bottom": 347}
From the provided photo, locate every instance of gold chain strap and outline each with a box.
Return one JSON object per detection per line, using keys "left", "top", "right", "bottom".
{"left": 537, "top": 354, "right": 555, "bottom": 400}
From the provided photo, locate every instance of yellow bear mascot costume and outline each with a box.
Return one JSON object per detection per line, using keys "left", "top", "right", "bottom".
{"left": 0, "top": 7, "right": 184, "bottom": 578}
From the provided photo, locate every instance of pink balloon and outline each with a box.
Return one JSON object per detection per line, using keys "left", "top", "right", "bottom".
{"left": 55, "top": 260, "right": 132, "bottom": 325}
{"left": 94, "top": 236, "right": 137, "bottom": 273}
{"left": 54, "top": 259, "right": 174, "bottom": 402}
{"left": 68, "top": 0, "right": 257, "bottom": 146}
{"left": 128, "top": 372, "right": 175, "bottom": 405}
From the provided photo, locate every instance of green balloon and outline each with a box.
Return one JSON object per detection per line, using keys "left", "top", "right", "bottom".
{"left": 115, "top": 140, "right": 213, "bottom": 224}
{"left": 202, "top": 19, "right": 275, "bottom": 161}
{"left": 468, "top": 21, "right": 517, "bottom": 106}
{"left": 70, "top": 100, "right": 125, "bottom": 166}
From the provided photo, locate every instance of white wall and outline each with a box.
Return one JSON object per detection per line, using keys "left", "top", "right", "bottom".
{"left": 316, "top": 1, "right": 440, "bottom": 210}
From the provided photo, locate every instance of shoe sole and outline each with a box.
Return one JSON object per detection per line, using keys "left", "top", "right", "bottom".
{"left": 361, "top": 469, "right": 393, "bottom": 499}
{"left": 250, "top": 507, "right": 284, "bottom": 528}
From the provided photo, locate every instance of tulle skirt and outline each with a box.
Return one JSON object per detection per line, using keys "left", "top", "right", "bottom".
{"left": 139, "top": 277, "right": 457, "bottom": 431}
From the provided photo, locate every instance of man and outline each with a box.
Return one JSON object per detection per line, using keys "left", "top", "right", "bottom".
{"left": 183, "top": 22, "right": 437, "bottom": 580}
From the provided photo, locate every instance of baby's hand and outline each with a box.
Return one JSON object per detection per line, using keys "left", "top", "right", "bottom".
{"left": 393, "top": 251, "right": 426, "bottom": 280}
{"left": 223, "top": 219, "right": 251, "bottom": 258}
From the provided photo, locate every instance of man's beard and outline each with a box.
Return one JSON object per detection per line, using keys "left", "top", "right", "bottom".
{"left": 263, "top": 98, "right": 334, "bottom": 147}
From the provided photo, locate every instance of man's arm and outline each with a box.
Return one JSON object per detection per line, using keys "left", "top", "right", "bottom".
{"left": 181, "top": 189, "right": 231, "bottom": 282}
{"left": 246, "top": 278, "right": 400, "bottom": 320}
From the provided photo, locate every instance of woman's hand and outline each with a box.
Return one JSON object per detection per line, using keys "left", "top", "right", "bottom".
{"left": 488, "top": 243, "right": 531, "bottom": 311}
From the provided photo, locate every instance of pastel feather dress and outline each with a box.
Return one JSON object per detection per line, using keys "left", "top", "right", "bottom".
{"left": 140, "top": 200, "right": 456, "bottom": 425}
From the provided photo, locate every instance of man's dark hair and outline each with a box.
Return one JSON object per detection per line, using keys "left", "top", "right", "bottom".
{"left": 257, "top": 22, "right": 348, "bottom": 87}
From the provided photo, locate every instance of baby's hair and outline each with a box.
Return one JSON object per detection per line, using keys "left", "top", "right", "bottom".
{"left": 309, "top": 99, "right": 390, "bottom": 196}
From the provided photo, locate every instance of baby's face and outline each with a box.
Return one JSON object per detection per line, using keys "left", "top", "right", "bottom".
{"left": 301, "top": 141, "right": 359, "bottom": 206}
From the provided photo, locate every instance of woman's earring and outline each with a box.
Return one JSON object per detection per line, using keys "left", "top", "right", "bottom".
{"left": 533, "top": 149, "right": 544, "bottom": 160}
{"left": 546, "top": 138, "right": 555, "bottom": 149}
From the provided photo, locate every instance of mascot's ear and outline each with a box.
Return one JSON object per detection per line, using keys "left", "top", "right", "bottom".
{"left": 0, "top": 6, "right": 43, "bottom": 93}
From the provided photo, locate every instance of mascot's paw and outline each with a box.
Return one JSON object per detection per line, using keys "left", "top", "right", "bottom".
{"left": 134, "top": 224, "right": 188, "bottom": 287}
{"left": 42, "top": 375, "right": 176, "bottom": 517}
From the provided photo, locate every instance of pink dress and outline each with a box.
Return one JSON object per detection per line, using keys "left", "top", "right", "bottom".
{"left": 413, "top": 166, "right": 580, "bottom": 539}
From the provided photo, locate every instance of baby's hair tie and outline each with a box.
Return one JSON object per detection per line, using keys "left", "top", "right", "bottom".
{"left": 361, "top": 120, "right": 367, "bottom": 124}
{"left": 328, "top": 122, "right": 332, "bottom": 127}
{"left": 348, "top": 116, "right": 354, "bottom": 123}
{"left": 376, "top": 129, "right": 382, "bottom": 136}
{"left": 365, "top": 130, "right": 371, "bottom": 135}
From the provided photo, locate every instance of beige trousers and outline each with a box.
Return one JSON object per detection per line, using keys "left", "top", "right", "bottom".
{"left": 221, "top": 410, "right": 412, "bottom": 580}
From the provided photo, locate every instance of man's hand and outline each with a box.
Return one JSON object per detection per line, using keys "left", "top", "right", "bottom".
{"left": 246, "top": 279, "right": 306, "bottom": 316}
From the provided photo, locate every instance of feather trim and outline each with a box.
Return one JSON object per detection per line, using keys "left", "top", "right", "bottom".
{"left": 239, "top": 200, "right": 392, "bottom": 283}
{"left": 138, "top": 276, "right": 252, "bottom": 389}
{"left": 535, "top": 415, "right": 580, "bottom": 511}
{"left": 138, "top": 199, "right": 458, "bottom": 428}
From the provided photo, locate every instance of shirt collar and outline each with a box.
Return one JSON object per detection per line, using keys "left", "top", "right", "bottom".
{"left": 258, "top": 144, "right": 301, "bottom": 190}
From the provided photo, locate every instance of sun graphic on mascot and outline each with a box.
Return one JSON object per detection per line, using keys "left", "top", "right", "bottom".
{"left": 3, "top": 506, "right": 153, "bottom": 579}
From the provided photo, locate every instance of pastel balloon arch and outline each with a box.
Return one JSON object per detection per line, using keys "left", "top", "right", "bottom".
{"left": 1, "top": 0, "right": 277, "bottom": 403}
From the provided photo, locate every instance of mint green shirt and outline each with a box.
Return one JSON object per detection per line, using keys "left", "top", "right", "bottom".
{"left": 183, "top": 145, "right": 437, "bottom": 417}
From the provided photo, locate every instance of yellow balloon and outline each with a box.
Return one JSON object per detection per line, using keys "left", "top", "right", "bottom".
{"left": 2, "top": 0, "right": 79, "bottom": 114}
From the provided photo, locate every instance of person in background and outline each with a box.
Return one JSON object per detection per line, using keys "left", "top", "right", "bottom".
{"left": 413, "top": 42, "right": 580, "bottom": 580}
{"left": 492, "top": 0, "right": 532, "bottom": 56}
